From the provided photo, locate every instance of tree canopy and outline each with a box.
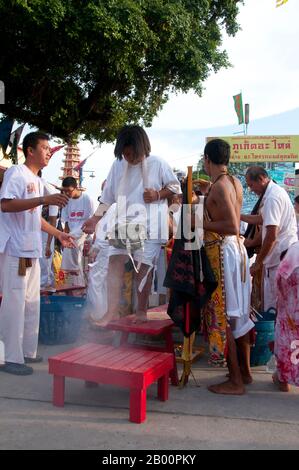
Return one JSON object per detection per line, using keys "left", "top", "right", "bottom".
{"left": 0, "top": 0, "right": 243, "bottom": 142}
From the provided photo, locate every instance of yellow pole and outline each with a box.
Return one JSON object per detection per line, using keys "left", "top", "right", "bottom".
{"left": 179, "top": 166, "right": 194, "bottom": 387}
{"left": 187, "top": 166, "right": 193, "bottom": 204}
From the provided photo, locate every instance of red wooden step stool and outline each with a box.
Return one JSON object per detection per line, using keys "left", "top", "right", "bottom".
{"left": 48, "top": 343, "right": 173, "bottom": 423}
{"left": 103, "top": 311, "right": 179, "bottom": 386}
{"left": 40, "top": 285, "right": 86, "bottom": 296}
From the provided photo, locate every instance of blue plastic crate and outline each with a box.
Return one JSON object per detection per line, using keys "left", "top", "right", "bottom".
{"left": 39, "top": 296, "right": 86, "bottom": 345}
{"left": 250, "top": 308, "right": 276, "bottom": 367}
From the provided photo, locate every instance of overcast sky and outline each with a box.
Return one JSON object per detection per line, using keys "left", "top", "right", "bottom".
{"left": 152, "top": 0, "right": 299, "bottom": 129}
{"left": 41, "top": 0, "right": 299, "bottom": 203}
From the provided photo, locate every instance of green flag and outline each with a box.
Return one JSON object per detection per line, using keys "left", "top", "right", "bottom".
{"left": 233, "top": 93, "right": 244, "bottom": 125}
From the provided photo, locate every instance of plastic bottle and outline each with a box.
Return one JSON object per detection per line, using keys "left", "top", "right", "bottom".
{"left": 265, "top": 354, "right": 277, "bottom": 373}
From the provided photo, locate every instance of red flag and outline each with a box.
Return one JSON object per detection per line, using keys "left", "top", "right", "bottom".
{"left": 74, "top": 156, "right": 88, "bottom": 171}
{"left": 50, "top": 144, "right": 65, "bottom": 156}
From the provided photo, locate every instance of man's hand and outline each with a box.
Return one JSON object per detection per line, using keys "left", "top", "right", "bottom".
{"left": 244, "top": 238, "right": 254, "bottom": 248}
{"left": 89, "top": 245, "right": 100, "bottom": 263}
{"left": 44, "top": 193, "right": 69, "bottom": 208}
{"left": 45, "top": 245, "right": 52, "bottom": 258}
{"left": 143, "top": 188, "right": 159, "bottom": 203}
{"left": 197, "top": 180, "right": 211, "bottom": 195}
{"left": 250, "top": 261, "right": 263, "bottom": 276}
{"left": 58, "top": 232, "right": 76, "bottom": 248}
{"left": 82, "top": 215, "right": 99, "bottom": 234}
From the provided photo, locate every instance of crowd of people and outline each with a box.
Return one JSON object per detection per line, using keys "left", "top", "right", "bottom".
{"left": 0, "top": 129, "right": 298, "bottom": 396}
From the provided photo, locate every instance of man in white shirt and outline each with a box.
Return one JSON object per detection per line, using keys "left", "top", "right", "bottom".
{"left": 0, "top": 132, "right": 74, "bottom": 375}
{"left": 38, "top": 172, "right": 59, "bottom": 290}
{"left": 241, "top": 166, "right": 298, "bottom": 311}
{"left": 82, "top": 125, "right": 181, "bottom": 325}
{"left": 60, "top": 177, "right": 94, "bottom": 286}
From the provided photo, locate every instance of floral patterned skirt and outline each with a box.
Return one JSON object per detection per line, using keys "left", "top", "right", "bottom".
{"left": 275, "top": 269, "right": 299, "bottom": 386}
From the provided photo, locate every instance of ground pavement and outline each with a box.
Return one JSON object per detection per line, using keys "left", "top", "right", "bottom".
{"left": 0, "top": 322, "right": 298, "bottom": 450}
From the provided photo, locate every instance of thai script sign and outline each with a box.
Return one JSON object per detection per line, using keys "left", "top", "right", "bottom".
{"left": 206, "top": 135, "right": 299, "bottom": 162}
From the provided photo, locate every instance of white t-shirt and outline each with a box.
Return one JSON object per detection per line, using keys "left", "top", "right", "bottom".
{"left": 48, "top": 205, "right": 59, "bottom": 217}
{"left": 61, "top": 192, "right": 94, "bottom": 232}
{"left": 261, "top": 180, "right": 298, "bottom": 268}
{"left": 100, "top": 155, "right": 181, "bottom": 243}
{"left": 0, "top": 164, "right": 44, "bottom": 258}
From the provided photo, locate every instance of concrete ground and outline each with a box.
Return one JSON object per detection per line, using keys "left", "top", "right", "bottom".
{"left": 0, "top": 323, "right": 299, "bottom": 450}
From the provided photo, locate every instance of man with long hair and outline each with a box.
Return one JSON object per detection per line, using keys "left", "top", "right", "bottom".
{"left": 83, "top": 125, "right": 181, "bottom": 324}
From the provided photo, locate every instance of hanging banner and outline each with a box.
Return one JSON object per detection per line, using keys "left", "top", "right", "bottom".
{"left": 233, "top": 93, "right": 244, "bottom": 125}
{"left": 206, "top": 135, "right": 299, "bottom": 163}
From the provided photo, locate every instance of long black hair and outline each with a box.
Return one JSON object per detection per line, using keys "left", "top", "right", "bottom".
{"left": 114, "top": 125, "right": 151, "bottom": 161}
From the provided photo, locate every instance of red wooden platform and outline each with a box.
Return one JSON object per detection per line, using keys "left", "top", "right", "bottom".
{"left": 40, "top": 285, "right": 86, "bottom": 296}
{"left": 48, "top": 343, "right": 173, "bottom": 423}
{"left": 103, "top": 312, "right": 179, "bottom": 386}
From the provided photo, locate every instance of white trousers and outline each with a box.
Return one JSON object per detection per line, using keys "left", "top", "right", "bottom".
{"left": 40, "top": 234, "right": 55, "bottom": 287}
{"left": 223, "top": 236, "right": 254, "bottom": 339}
{"left": 0, "top": 253, "right": 3, "bottom": 292}
{"left": 156, "top": 246, "right": 167, "bottom": 295}
{"left": 263, "top": 264, "right": 279, "bottom": 312}
{"left": 61, "top": 234, "right": 86, "bottom": 286}
{"left": 0, "top": 253, "right": 40, "bottom": 364}
{"left": 86, "top": 242, "right": 110, "bottom": 321}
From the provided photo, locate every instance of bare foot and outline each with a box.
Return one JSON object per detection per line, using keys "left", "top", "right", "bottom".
{"left": 133, "top": 312, "right": 148, "bottom": 324}
{"left": 226, "top": 372, "right": 253, "bottom": 384}
{"left": 208, "top": 380, "right": 245, "bottom": 395}
{"left": 241, "top": 375, "right": 253, "bottom": 385}
{"left": 272, "top": 373, "right": 290, "bottom": 392}
{"left": 90, "top": 313, "right": 116, "bottom": 328}
{"left": 90, "top": 319, "right": 109, "bottom": 329}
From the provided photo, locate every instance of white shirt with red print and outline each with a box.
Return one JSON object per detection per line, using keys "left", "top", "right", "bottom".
{"left": 0, "top": 164, "right": 44, "bottom": 258}
{"left": 61, "top": 192, "right": 94, "bottom": 232}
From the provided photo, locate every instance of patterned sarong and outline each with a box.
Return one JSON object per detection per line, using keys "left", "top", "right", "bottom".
{"left": 203, "top": 230, "right": 228, "bottom": 367}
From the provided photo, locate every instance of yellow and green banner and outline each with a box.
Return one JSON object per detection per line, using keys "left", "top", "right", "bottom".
{"left": 206, "top": 135, "right": 299, "bottom": 163}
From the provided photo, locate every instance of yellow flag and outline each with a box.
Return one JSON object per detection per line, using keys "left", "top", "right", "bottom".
{"left": 276, "top": 0, "right": 288, "bottom": 7}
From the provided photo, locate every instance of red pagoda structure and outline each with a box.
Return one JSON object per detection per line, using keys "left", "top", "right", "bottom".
{"left": 60, "top": 142, "right": 80, "bottom": 184}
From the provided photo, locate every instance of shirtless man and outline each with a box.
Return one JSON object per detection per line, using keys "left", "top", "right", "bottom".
{"left": 197, "top": 139, "right": 254, "bottom": 395}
